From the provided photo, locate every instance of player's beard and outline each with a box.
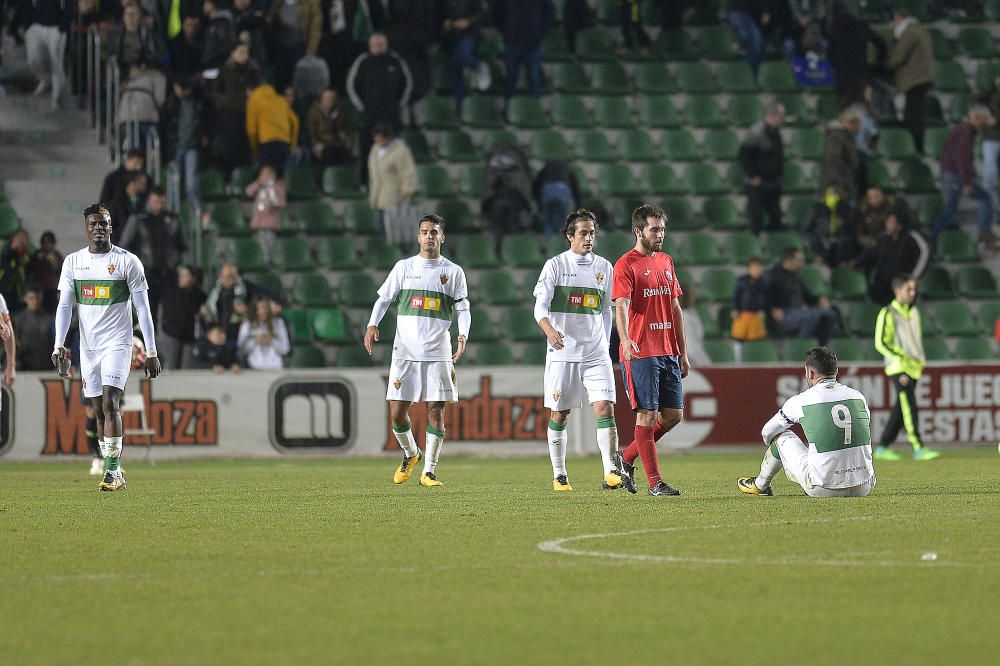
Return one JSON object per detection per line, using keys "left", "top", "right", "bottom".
{"left": 639, "top": 237, "right": 661, "bottom": 253}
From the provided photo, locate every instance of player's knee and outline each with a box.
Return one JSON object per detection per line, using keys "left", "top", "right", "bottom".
{"left": 660, "top": 410, "right": 682, "bottom": 430}
{"left": 426, "top": 402, "right": 446, "bottom": 428}
{"left": 592, "top": 401, "right": 613, "bottom": 419}
{"left": 549, "top": 409, "right": 570, "bottom": 425}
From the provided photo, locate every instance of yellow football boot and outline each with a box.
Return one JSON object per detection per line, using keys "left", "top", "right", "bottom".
{"left": 602, "top": 470, "right": 623, "bottom": 489}
{"left": 393, "top": 452, "right": 422, "bottom": 484}
{"left": 98, "top": 470, "right": 126, "bottom": 492}
{"left": 553, "top": 474, "right": 572, "bottom": 491}
{"left": 737, "top": 476, "right": 773, "bottom": 496}
{"left": 419, "top": 472, "right": 444, "bottom": 487}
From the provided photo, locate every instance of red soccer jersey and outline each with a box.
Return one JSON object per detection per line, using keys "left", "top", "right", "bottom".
{"left": 612, "top": 249, "right": 684, "bottom": 358}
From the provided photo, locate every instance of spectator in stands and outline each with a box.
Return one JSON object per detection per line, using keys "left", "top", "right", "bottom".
{"left": 533, "top": 159, "right": 580, "bottom": 239}
{"left": 292, "top": 52, "right": 330, "bottom": 108}
{"left": 268, "top": 0, "right": 322, "bottom": 91}
{"left": 385, "top": 0, "right": 437, "bottom": 106}
{"left": 193, "top": 323, "right": 241, "bottom": 372}
{"left": 730, "top": 256, "right": 768, "bottom": 342}
{"left": 117, "top": 64, "right": 167, "bottom": 151}
{"left": 99, "top": 148, "right": 145, "bottom": 207}
{"left": 347, "top": 32, "right": 412, "bottom": 186}
{"left": 245, "top": 164, "right": 288, "bottom": 260}
{"left": 856, "top": 186, "right": 912, "bottom": 250}
{"left": 482, "top": 140, "right": 533, "bottom": 252}
{"left": 108, "top": 170, "right": 148, "bottom": 244}
{"left": 765, "top": 247, "right": 836, "bottom": 345}
{"left": 617, "top": 0, "right": 650, "bottom": 57}
{"left": 368, "top": 123, "right": 416, "bottom": 246}
{"left": 169, "top": 15, "right": 204, "bottom": 79}
{"left": 729, "top": 0, "right": 766, "bottom": 76}
{"left": 679, "top": 288, "right": 710, "bottom": 367}
{"left": 849, "top": 92, "right": 879, "bottom": 196}
{"left": 26, "top": 231, "right": 62, "bottom": 313}
{"left": 320, "top": 0, "right": 367, "bottom": 94}
{"left": 307, "top": 88, "right": 354, "bottom": 167}
{"left": 440, "top": 0, "right": 490, "bottom": 111}
{"left": 201, "top": 0, "right": 237, "bottom": 70}
{"left": 233, "top": 0, "right": 268, "bottom": 65}
{"left": 975, "top": 73, "right": 1000, "bottom": 229}
{"left": 562, "top": 0, "right": 588, "bottom": 53}
{"left": 105, "top": 3, "right": 166, "bottom": 76}
{"left": 25, "top": 0, "right": 72, "bottom": 110}
{"left": 739, "top": 101, "right": 786, "bottom": 235}
{"left": 202, "top": 261, "right": 248, "bottom": 342}
{"left": 820, "top": 106, "right": 861, "bottom": 207}
{"left": 802, "top": 186, "right": 859, "bottom": 268}
{"left": 826, "top": 2, "right": 885, "bottom": 110}
{"left": 885, "top": 7, "right": 934, "bottom": 154}
{"left": 932, "top": 104, "right": 996, "bottom": 245}
{"left": 167, "top": 75, "right": 203, "bottom": 208}
{"left": 158, "top": 265, "right": 207, "bottom": 369}
{"left": 0, "top": 230, "right": 30, "bottom": 314}
{"left": 13, "top": 287, "right": 53, "bottom": 371}
{"left": 238, "top": 296, "right": 290, "bottom": 369}
{"left": 245, "top": 68, "right": 300, "bottom": 174}
{"left": 119, "top": 186, "right": 188, "bottom": 325}
{"left": 758, "top": 0, "right": 802, "bottom": 61}
{"left": 211, "top": 37, "right": 255, "bottom": 171}
{"left": 493, "top": 0, "right": 553, "bottom": 102}
{"left": 855, "top": 210, "right": 930, "bottom": 306}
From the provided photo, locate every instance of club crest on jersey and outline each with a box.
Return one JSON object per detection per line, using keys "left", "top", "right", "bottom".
{"left": 409, "top": 295, "right": 442, "bottom": 311}
{"left": 665, "top": 270, "right": 673, "bottom": 281}
{"left": 594, "top": 272, "right": 605, "bottom": 285}
{"left": 440, "top": 274, "right": 449, "bottom": 285}
{"left": 393, "top": 378, "right": 402, "bottom": 389}
{"left": 107, "top": 264, "right": 117, "bottom": 275}
{"left": 552, "top": 391, "right": 561, "bottom": 400}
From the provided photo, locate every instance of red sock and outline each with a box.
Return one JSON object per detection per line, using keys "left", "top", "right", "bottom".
{"left": 622, "top": 441, "right": 640, "bottom": 465}
{"left": 633, "top": 425, "right": 661, "bottom": 487}
{"left": 652, "top": 418, "right": 667, "bottom": 443}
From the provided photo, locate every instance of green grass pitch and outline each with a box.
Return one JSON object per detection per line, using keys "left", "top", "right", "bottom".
{"left": 2, "top": 449, "right": 999, "bottom": 665}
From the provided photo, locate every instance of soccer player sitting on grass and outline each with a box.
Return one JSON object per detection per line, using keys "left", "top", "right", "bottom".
{"left": 364, "top": 214, "right": 471, "bottom": 487}
{"left": 739, "top": 346, "right": 876, "bottom": 498}
{"left": 533, "top": 209, "right": 622, "bottom": 491}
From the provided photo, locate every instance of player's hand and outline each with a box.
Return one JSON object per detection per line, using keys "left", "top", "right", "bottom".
{"left": 899, "top": 374, "right": 910, "bottom": 386}
{"left": 452, "top": 335, "right": 467, "bottom": 363}
{"left": 546, "top": 329, "right": 565, "bottom": 350}
{"left": 0, "top": 322, "right": 10, "bottom": 340}
{"left": 364, "top": 325, "right": 380, "bottom": 355}
{"left": 3, "top": 365, "right": 14, "bottom": 386}
{"left": 771, "top": 307, "right": 785, "bottom": 322}
{"left": 621, "top": 339, "right": 639, "bottom": 361}
{"left": 51, "top": 347, "right": 71, "bottom": 377}
{"left": 679, "top": 354, "right": 690, "bottom": 379}
{"left": 144, "top": 356, "right": 161, "bottom": 379}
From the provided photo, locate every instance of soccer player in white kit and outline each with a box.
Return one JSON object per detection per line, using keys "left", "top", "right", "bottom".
{"left": 738, "top": 346, "right": 876, "bottom": 498}
{"left": 533, "top": 209, "right": 622, "bottom": 491}
{"left": 364, "top": 214, "right": 471, "bottom": 487}
{"left": 0, "top": 294, "right": 16, "bottom": 389}
{"left": 52, "top": 204, "right": 161, "bottom": 492}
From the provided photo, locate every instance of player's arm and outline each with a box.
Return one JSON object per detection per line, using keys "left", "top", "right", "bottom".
{"left": 601, "top": 265, "right": 614, "bottom": 342}
{"left": 132, "top": 289, "right": 161, "bottom": 379}
{"left": 1, "top": 312, "right": 14, "bottom": 387}
{"left": 364, "top": 263, "right": 401, "bottom": 355}
{"left": 453, "top": 269, "right": 471, "bottom": 363}
{"left": 612, "top": 264, "right": 638, "bottom": 360}
{"left": 532, "top": 261, "right": 564, "bottom": 349}
{"left": 671, "top": 297, "right": 689, "bottom": 377}
{"left": 873, "top": 306, "right": 907, "bottom": 361}
{"left": 52, "top": 260, "right": 76, "bottom": 374}
{"left": 761, "top": 408, "right": 796, "bottom": 446}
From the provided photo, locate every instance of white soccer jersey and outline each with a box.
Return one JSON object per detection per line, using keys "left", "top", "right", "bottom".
{"left": 378, "top": 255, "right": 469, "bottom": 362}
{"left": 533, "top": 250, "right": 614, "bottom": 362}
{"left": 58, "top": 245, "right": 148, "bottom": 351}
{"left": 767, "top": 379, "right": 875, "bottom": 489}
{"left": 0, "top": 293, "right": 8, "bottom": 323}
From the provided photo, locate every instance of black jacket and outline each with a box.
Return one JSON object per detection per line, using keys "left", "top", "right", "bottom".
{"left": 99, "top": 166, "right": 142, "bottom": 206}
{"left": 739, "top": 121, "right": 784, "bottom": 186}
{"left": 192, "top": 340, "right": 237, "bottom": 369}
{"left": 159, "top": 284, "right": 207, "bottom": 342}
{"left": 32, "top": 0, "right": 74, "bottom": 30}
{"left": 731, "top": 275, "right": 768, "bottom": 312}
{"left": 827, "top": 11, "right": 885, "bottom": 89}
{"left": 118, "top": 213, "right": 188, "bottom": 276}
{"left": 855, "top": 229, "right": 930, "bottom": 305}
{"left": 346, "top": 51, "right": 412, "bottom": 125}
{"left": 493, "top": 0, "right": 554, "bottom": 49}
{"left": 764, "top": 264, "right": 817, "bottom": 310}
{"left": 202, "top": 11, "right": 237, "bottom": 69}
{"left": 169, "top": 34, "right": 204, "bottom": 78}
{"left": 533, "top": 160, "right": 580, "bottom": 206}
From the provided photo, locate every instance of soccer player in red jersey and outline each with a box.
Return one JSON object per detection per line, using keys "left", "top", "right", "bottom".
{"left": 611, "top": 204, "right": 689, "bottom": 496}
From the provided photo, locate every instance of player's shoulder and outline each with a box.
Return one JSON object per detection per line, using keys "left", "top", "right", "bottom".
{"left": 113, "top": 245, "right": 142, "bottom": 264}
{"left": 613, "top": 248, "right": 638, "bottom": 270}
{"left": 591, "top": 252, "right": 613, "bottom": 272}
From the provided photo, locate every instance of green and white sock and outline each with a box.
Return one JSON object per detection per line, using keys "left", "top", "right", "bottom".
{"left": 103, "top": 436, "right": 124, "bottom": 473}
{"left": 392, "top": 421, "right": 420, "bottom": 457}
{"left": 596, "top": 417, "right": 618, "bottom": 475}
{"left": 547, "top": 420, "right": 568, "bottom": 478}
{"left": 756, "top": 442, "right": 782, "bottom": 490}
{"left": 423, "top": 425, "right": 445, "bottom": 475}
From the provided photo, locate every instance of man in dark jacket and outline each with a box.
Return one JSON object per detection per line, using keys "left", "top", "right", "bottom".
{"left": 739, "top": 102, "right": 785, "bottom": 235}
{"left": 826, "top": 2, "right": 885, "bottom": 108}
{"left": 105, "top": 3, "right": 166, "bottom": 76}
{"left": 211, "top": 39, "right": 255, "bottom": 171}
{"left": 493, "top": 0, "right": 553, "bottom": 101}
{"left": 765, "top": 247, "right": 836, "bottom": 345}
{"left": 99, "top": 148, "right": 145, "bottom": 206}
{"left": 169, "top": 15, "right": 204, "bottom": 79}
{"left": 533, "top": 159, "right": 579, "bottom": 238}
{"left": 385, "top": 0, "right": 437, "bottom": 104}
{"left": 202, "top": 0, "right": 237, "bottom": 70}
{"left": 346, "top": 32, "right": 412, "bottom": 185}
{"left": 932, "top": 104, "right": 995, "bottom": 244}
{"left": 233, "top": 0, "right": 268, "bottom": 66}
{"left": 158, "top": 265, "right": 207, "bottom": 369}
{"left": 820, "top": 106, "right": 862, "bottom": 206}
{"left": 108, "top": 170, "right": 148, "bottom": 245}
{"left": 14, "top": 287, "right": 55, "bottom": 370}
{"left": 855, "top": 211, "right": 930, "bottom": 305}
{"left": 438, "top": 0, "right": 489, "bottom": 111}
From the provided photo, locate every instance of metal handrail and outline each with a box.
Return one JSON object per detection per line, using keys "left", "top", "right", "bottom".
{"left": 146, "top": 125, "right": 161, "bottom": 187}
{"left": 106, "top": 58, "right": 120, "bottom": 164}
{"left": 87, "top": 24, "right": 102, "bottom": 143}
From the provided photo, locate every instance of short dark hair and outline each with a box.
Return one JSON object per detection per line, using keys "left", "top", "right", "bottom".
{"left": 562, "top": 208, "right": 598, "bottom": 244}
{"left": 24, "top": 285, "right": 43, "bottom": 297}
{"left": 148, "top": 185, "right": 167, "bottom": 198}
{"left": 246, "top": 66, "right": 263, "bottom": 90}
{"left": 631, "top": 203, "right": 666, "bottom": 231}
{"left": 40, "top": 231, "right": 56, "bottom": 245}
{"left": 782, "top": 246, "right": 803, "bottom": 261}
{"left": 892, "top": 274, "right": 916, "bottom": 291}
{"left": 805, "top": 346, "right": 838, "bottom": 377}
{"left": 747, "top": 256, "right": 764, "bottom": 266}
{"left": 372, "top": 122, "right": 395, "bottom": 139}
{"left": 125, "top": 148, "right": 145, "bottom": 162}
{"left": 419, "top": 213, "right": 445, "bottom": 230}
{"left": 83, "top": 203, "right": 110, "bottom": 218}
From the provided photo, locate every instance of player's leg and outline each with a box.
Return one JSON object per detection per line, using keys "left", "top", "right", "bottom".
{"left": 581, "top": 356, "right": 621, "bottom": 488}
{"left": 738, "top": 441, "right": 781, "bottom": 496}
{"left": 616, "top": 357, "right": 661, "bottom": 493}
{"left": 98, "top": 386, "right": 127, "bottom": 492}
{"left": 85, "top": 394, "right": 103, "bottom": 475}
{"left": 901, "top": 377, "right": 940, "bottom": 461}
{"left": 773, "top": 431, "right": 813, "bottom": 495}
{"left": 644, "top": 356, "right": 684, "bottom": 496}
{"left": 420, "top": 401, "right": 446, "bottom": 487}
{"left": 544, "top": 360, "right": 582, "bottom": 490}
{"left": 387, "top": 358, "right": 422, "bottom": 483}
{"left": 875, "top": 375, "right": 906, "bottom": 461}
{"left": 548, "top": 408, "right": 572, "bottom": 491}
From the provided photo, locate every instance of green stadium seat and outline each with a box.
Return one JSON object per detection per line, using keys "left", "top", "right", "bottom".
{"left": 480, "top": 130, "right": 519, "bottom": 153}
{"left": 661, "top": 199, "right": 698, "bottom": 230}
{"left": 456, "top": 236, "right": 500, "bottom": 268}
{"left": 273, "top": 237, "right": 314, "bottom": 272}
{"left": 210, "top": 202, "right": 248, "bottom": 237}
{"left": 700, "top": 269, "right": 737, "bottom": 303}
{"left": 759, "top": 62, "right": 798, "bottom": 93}
{"left": 229, "top": 166, "right": 255, "bottom": 198}
{"left": 687, "top": 164, "right": 727, "bottom": 195}
{"left": 573, "top": 130, "right": 617, "bottom": 162}
{"left": 322, "top": 166, "right": 364, "bottom": 199}
{"left": 289, "top": 343, "right": 327, "bottom": 368}
{"left": 292, "top": 272, "right": 336, "bottom": 308}
{"left": 285, "top": 166, "right": 319, "bottom": 201}
{"left": 365, "top": 237, "right": 404, "bottom": 270}
{"left": 474, "top": 342, "right": 514, "bottom": 365}
{"left": 529, "top": 130, "right": 571, "bottom": 161}
{"left": 573, "top": 165, "right": 592, "bottom": 198}
{"left": 949, "top": 94, "right": 969, "bottom": 122}
{"left": 274, "top": 208, "right": 298, "bottom": 237}
{"left": 936, "top": 229, "right": 979, "bottom": 262}
{"left": 878, "top": 128, "right": 918, "bottom": 160}
{"left": 847, "top": 302, "right": 882, "bottom": 336}
{"left": 695, "top": 305, "right": 721, "bottom": 338}
{"left": 316, "top": 237, "right": 361, "bottom": 270}
{"left": 916, "top": 197, "right": 942, "bottom": 230}
{"left": 378, "top": 312, "right": 397, "bottom": 342}
{"left": 728, "top": 96, "right": 764, "bottom": 127}
{"left": 931, "top": 302, "right": 979, "bottom": 336}
{"left": 633, "top": 63, "right": 672, "bottom": 94}
{"left": 285, "top": 309, "right": 313, "bottom": 342}
{"left": 551, "top": 62, "right": 591, "bottom": 94}
{"left": 787, "top": 128, "right": 825, "bottom": 161}
{"left": 684, "top": 96, "right": 727, "bottom": 128}
{"left": 576, "top": 29, "right": 616, "bottom": 62}
{"left": 956, "top": 266, "right": 998, "bottom": 299}
{"left": 437, "top": 130, "right": 480, "bottom": 163}
{"left": 506, "top": 97, "right": 549, "bottom": 128}
{"left": 866, "top": 161, "right": 894, "bottom": 191}
{"left": 922, "top": 336, "right": 951, "bottom": 361}
{"left": 830, "top": 337, "right": 864, "bottom": 362}
{"left": 923, "top": 126, "right": 949, "bottom": 157}
{"left": 310, "top": 308, "right": 354, "bottom": 344}
{"left": 246, "top": 270, "right": 284, "bottom": 297}
{"left": 656, "top": 29, "right": 699, "bottom": 61}
{"left": 461, "top": 97, "right": 503, "bottom": 128}
{"left": 988, "top": 0, "right": 1000, "bottom": 20}
{"left": 602, "top": 234, "right": 635, "bottom": 264}
{"left": 341, "top": 201, "right": 374, "bottom": 234}
{"left": 704, "top": 339, "right": 736, "bottom": 363}
{"left": 716, "top": 62, "right": 758, "bottom": 93}
{"left": 919, "top": 266, "right": 955, "bottom": 300}
{"left": 781, "top": 338, "right": 816, "bottom": 363}
{"left": 637, "top": 95, "right": 681, "bottom": 128}
{"left": 617, "top": 129, "right": 659, "bottom": 162}
{"left": 501, "top": 234, "right": 545, "bottom": 268}
{"left": 702, "top": 198, "right": 742, "bottom": 231}
{"left": 781, "top": 163, "right": 812, "bottom": 194}
{"left": 541, "top": 31, "right": 573, "bottom": 62}
{"left": 675, "top": 62, "right": 719, "bottom": 94}
{"left": 703, "top": 129, "right": 740, "bottom": 161}
{"left": 829, "top": 267, "right": 868, "bottom": 300}
{"left": 231, "top": 238, "right": 266, "bottom": 272}
{"left": 924, "top": 95, "right": 946, "bottom": 127}
{"left": 896, "top": 160, "right": 936, "bottom": 194}
{"left": 928, "top": 27, "right": 952, "bottom": 59}
{"left": 499, "top": 309, "right": 540, "bottom": 342}
{"left": 470, "top": 309, "right": 499, "bottom": 342}
{"left": 683, "top": 233, "right": 724, "bottom": 265}
{"left": 550, "top": 95, "right": 593, "bottom": 128}
{"left": 739, "top": 339, "right": 779, "bottom": 362}
{"left": 418, "top": 165, "right": 457, "bottom": 199}
{"left": 640, "top": 164, "right": 686, "bottom": 196}
{"left": 775, "top": 94, "right": 814, "bottom": 127}
{"left": 415, "top": 96, "right": 459, "bottom": 129}
{"left": 979, "top": 300, "right": 1000, "bottom": 332}
{"left": 935, "top": 61, "right": 969, "bottom": 93}
{"left": 522, "top": 344, "right": 548, "bottom": 365}
{"left": 976, "top": 61, "right": 1000, "bottom": 92}
{"left": 786, "top": 197, "right": 815, "bottom": 229}
{"left": 596, "top": 165, "right": 640, "bottom": 198}
{"left": 338, "top": 273, "right": 378, "bottom": 308}
{"left": 477, "top": 271, "right": 520, "bottom": 306}
{"left": 199, "top": 169, "right": 228, "bottom": 202}
{"left": 661, "top": 130, "right": 702, "bottom": 162}
{"left": 763, "top": 231, "right": 803, "bottom": 261}
{"left": 590, "top": 62, "right": 630, "bottom": 96}
{"left": 953, "top": 337, "right": 994, "bottom": 361}
{"left": 725, "top": 232, "right": 764, "bottom": 264}
{"left": 724, "top": 165, "right": 747, "bottom": 195}
{"left": 957, "top": 27, "right": 995, "bottom": 58}
{"left": 701, "top": 26, "right": 740, "bottom": 60}
{"left": 436, "top": 200, "right": 477, "bottom": 233}
{"left": 335, "top": 346, "right": 375, "bottom": 367}
{"left": 0, "top": 205, "right": 19, "bottom": 237}
{"left": 815, "top": 92, "right": 838, "bottom": 120}
{"left": 593, "top": 97, "right": 635, "bottom": 129}
{"left": 298, "top": 201, "right": 338, "bottom": 235}
{"left": 800, "top": 265, "right": 828, "bottom": 297}
{"left": 400, "top": 128, "right": 433, "bottom": 163}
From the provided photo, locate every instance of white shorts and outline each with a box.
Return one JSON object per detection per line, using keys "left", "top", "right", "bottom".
{"left": 81, "top": 346, "right": 131, "bottom": 398}
{"left": 544, "top": 357, "right": 617, "bottom": 411}
{"left": 386, "top": 358, "right": 458, "bottom": 403}
{"left": 774, "top": 432, "right": 876, "bottom": 498}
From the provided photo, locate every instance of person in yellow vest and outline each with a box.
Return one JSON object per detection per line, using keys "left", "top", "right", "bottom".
{"left": 873, "top": 274, "right": 940, "bottom": 461}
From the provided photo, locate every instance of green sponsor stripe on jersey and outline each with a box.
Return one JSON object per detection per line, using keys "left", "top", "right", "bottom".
{"left": 549, "top": 286, "right": 603, "bottom": 315}
{"left": 801, "top": 399, "right": 872, "bottom": 453}
{"left": 75, "top": 279, "right": 130, "bottom": 306}
{"left": 396, "top": 289, "right": 455, "bottom": 320}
